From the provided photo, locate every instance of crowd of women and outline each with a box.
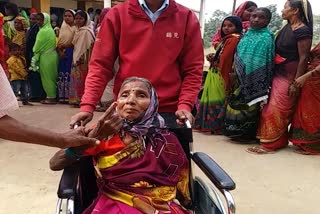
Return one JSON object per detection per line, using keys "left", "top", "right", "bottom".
{"left": 0, "top": 3, "right": 111, "bottom": 108}
{"left": 195, "top": 0, "right": 320, "bottom": 155}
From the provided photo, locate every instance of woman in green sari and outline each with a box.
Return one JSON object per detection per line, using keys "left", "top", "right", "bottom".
{"left": 224, "top": 8, "right": 275, "bottom": 141}
{"left": 30, "top": 13, "right": 59, "bottom": 104}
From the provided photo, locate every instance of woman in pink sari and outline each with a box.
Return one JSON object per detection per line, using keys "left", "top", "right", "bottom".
{"left": 247, "top": 0, "right": 313, "bottom": 154}
{"left": 50, "top": 77, "right": 191, "bottom": 213}
{"left": 211, "top": 1, "right": 257, "bottom": 49}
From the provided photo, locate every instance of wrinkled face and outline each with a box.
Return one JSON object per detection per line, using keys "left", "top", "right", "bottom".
{"left": 64, "top": 11, "right": 74, "bottom": 25}
{"left": 75, "top": 14, "right": 86, "bottom": 27}
{"left": 14, "top": 20, "right": 23, "bottom": 31}
{"left": 250, "top": 10, "right": 269, "bottom": 29}
{"left": 222, "top": 20, "right": 237, "bottom": 35}
{"left": 30, "top": 14, "right": 37, "bottom": 25}
{"left": 117, "top": 81, "right": 151, "bottom": 121}
{"left": 36, "top": 15, "right": 44, "bottom": 27}
{"left": 281, "top": 1, "right": 297, "bottom": 20}
{"left": 242, "top": 6, "right": 257, "bottom": 21}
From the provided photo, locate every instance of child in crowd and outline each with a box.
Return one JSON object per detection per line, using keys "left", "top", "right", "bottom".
{"left": 224, "top": 7, "right": 275, "bottom": 140}
{"left": 7, "top": 43, "right": 31, "bottom": 105}
{"left": 12, "top": 16, "right": 28, "bottom": 49}
{"left": 195, "top": 16, "right": 243, "bottom": 133}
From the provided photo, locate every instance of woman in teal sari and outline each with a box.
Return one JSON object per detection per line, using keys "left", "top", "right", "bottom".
{"left": 224, "top": 8, "right": 275, "bottom": 141}
{"left": 30, "top": 13, "right": 59, "bottom": 104}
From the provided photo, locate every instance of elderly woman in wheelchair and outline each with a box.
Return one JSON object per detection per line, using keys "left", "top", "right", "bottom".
{"left": 50, "top": 77, "right": 193, "bottom": 213}
{"left": 51, "top": 77, "right": 236, "bottom": 214}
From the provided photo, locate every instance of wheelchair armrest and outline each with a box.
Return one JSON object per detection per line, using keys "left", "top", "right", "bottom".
{"left": 191, "top": 152, "right": 236, "bottom": 191}
{"left": 57, "top": 162, "right": 80, "bottom": 199}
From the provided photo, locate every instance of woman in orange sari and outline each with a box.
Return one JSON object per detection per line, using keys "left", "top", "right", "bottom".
{"left": 50, "top": 77, "right": 191, "bottom": 214}
{"left": 289, "top": 44, "right": 320, "bottom": 155}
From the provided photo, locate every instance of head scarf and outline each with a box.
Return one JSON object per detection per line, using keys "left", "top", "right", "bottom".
{"left": 72, "top": 11, "right": 95, "bottom": 64}
{"left": 233, "top": 1, "right": 257, "bottom": 19}
{"left": 30, "top": 8, "right": 37, "bottom": 14}
{"left": 119, "top": 77, "right": 166, "bottom": 147}
{"left": 301, "top": 0, "right": 313, "bottom": 30}
{"left": 31, "top": 13, "right": 56, "bottom": 71}
{"left": 20, "top": 10, "right": 30, "bottom": 26}
{"left": 58, "top": 9, "right": 76, "bottom": 47}
{"left": 220, "top": 16, "right": 243, "bottom": 38}
{"left": 12, "top": 16, "right": 28, "bottom": 46}
{"left": 15, "top": 16, "right": 28, "bottom": 30}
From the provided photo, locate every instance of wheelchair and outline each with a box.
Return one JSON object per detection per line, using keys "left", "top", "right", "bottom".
{"left": 55, "top": 124, "right": 236, "bottom": 214}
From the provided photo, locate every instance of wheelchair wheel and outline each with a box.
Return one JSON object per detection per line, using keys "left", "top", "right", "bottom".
{"left": 193, "top": 176, "right": 226, "bottom": 214}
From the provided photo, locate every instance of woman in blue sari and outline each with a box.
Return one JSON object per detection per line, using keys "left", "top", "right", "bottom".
{"left": 57, "top": 9, "right": 76, "bottom": 103}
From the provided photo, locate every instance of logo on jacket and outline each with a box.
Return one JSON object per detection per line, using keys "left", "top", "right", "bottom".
{"left": 166, "top": 32, "right": 179, "bottom": 39}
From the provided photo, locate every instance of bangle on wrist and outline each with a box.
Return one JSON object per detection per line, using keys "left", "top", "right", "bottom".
{"left": 64, "top": 148, "right": 81, "bottom": 160}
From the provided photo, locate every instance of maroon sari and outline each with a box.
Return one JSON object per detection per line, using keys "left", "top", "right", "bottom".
{"left": 83, "top": 131, "right": 191, "bottom": 214}
{"left": 289, "top": 44, "right": 320, "bottom": 154}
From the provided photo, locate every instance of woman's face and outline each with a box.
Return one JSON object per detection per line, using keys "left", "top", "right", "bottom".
{"left": 75, "top": 14, "right": 86, "bottom": 27}
{"left": 14, "top": 20, "right": 23, "bottom": 31}
{"left": 242, "top": 6, "right": 257, "bottom": 21}
{"left": 222, "top": 20, "right": 237, "bottom": 35}
{"left": 250, "top": 10, "right": 269, "bottom": 29}
{"left": 281, "top": 1, "right": 296, "bottom": 20}
{"left": 36, "top": 15, "right": 44, "bottom": 27}
{"left": 64, "top": 11, "right": 74, "bottom": 25}
{"left": 117, "top": 81, "right": 151, "bottom": 121}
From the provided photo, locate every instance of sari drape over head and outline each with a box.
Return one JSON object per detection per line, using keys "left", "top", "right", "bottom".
{"left": 69, "top": 12, "right": 95, "bottom": 105}
{"left": 12, "top": 16, "right": 28, "bottom": 47}
{"left": 57, "top": 10, "right": 76, "bottom": 48}
{"left": 72, "top": 12, "right": 95, "bottom": 64}
{"left": 83, "top": 86, "right": 190, "bottom": 214}
{"left": 57, "top": 9, "right": 76, "bottom": 102}
{"left": 32, "top": 13, "right": 58, "bottom": 98}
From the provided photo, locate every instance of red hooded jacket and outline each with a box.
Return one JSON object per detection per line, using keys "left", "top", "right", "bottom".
{"left": 81, "top": 0, "right": 204, "bottom": 113}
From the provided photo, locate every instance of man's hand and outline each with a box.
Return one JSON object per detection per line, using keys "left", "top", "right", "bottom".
{"left": 70, "top": 112, "right": 93, "bottom": 128}
{"left": 60, "top": 126, "right": 100, "bottom": 148}
{"left": 175, "top": 109, "right": 194, "bottom": 126}
{"left": 87, "top": 102, "right": 123, "bottom": 140}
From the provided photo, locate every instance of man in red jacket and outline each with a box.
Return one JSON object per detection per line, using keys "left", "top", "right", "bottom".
{"left": 70, "top": 0, "right": 204, "bottom": 128}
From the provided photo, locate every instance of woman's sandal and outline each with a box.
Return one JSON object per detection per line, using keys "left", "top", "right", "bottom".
{"left": 40, "top": 99, "right": 57, "bottom": 105}
{"left": 294, "top": 149, "right": 320, "bottom": 155}
{"left": 246, "top": 146, "right": 276, "bottom": 155}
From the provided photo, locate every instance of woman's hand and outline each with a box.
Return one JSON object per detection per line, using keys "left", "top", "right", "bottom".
{"left": 288, "top": 83, "right": 301, "bottom": 98}
{"left": 87, "top": 102, "right": 123, "bottom": 140}
{"left": 294, "top": 73, "right": 310, "bottom": 88}
{"left": 206, "top": 53, "right": 215, "bottom": 63}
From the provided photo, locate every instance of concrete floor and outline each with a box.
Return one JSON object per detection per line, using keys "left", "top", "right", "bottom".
{"left": 0, "top": 104, "right": 319, "bottom": 214}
